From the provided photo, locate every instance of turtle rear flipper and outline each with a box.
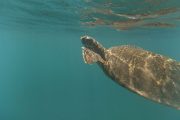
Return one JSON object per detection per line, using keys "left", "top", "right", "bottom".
{"left": 82, "top": 47, "right": 105, "bottom": 64}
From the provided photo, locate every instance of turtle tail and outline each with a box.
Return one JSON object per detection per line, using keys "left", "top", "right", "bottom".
{"left": 81, "top": 36, "right": 106, "bottom": 60}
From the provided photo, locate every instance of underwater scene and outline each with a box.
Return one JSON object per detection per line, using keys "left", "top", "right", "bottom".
{"left": 0, "top": 0, "right": 180, "bottom": 120}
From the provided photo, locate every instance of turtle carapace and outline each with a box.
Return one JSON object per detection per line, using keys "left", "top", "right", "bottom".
{"left": 81, "top": 35, "right": 180, "bottom": 109}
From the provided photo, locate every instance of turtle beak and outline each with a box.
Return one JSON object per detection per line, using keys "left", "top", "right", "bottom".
{"left": 80, "top": 36, "right": 87, "bottom": 40}
{"left": 81, "top": 35, "right": 93, "bottom": 42}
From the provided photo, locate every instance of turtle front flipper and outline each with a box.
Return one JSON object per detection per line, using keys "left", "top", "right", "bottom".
{"left": 82, "top": 47, "right": 105, "bottom": 64}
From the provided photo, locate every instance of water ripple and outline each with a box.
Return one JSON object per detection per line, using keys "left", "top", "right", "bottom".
{"left": 0, "top": 0, "right": 179, "bottom": 30}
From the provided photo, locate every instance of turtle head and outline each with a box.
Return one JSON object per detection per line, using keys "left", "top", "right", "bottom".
{"left": 81, "top": 35, "right": 106, "bottom": 64}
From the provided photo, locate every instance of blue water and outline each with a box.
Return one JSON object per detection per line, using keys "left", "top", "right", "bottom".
{"left": 0, "top": 0, "right": 180, "bottom": 120}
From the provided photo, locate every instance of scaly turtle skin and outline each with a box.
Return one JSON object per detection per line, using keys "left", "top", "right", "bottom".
{"left": 81, "top": 35, "right": 180, "bottom": 109}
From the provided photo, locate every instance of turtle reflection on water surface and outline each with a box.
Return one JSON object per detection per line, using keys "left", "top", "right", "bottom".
{"left": 81, "top": 35, "right": 180, "bottom": 109}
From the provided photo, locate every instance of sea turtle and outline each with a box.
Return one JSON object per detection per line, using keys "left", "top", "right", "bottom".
{"left": 81, "top": 35, "right": 180, "bottom": 109}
